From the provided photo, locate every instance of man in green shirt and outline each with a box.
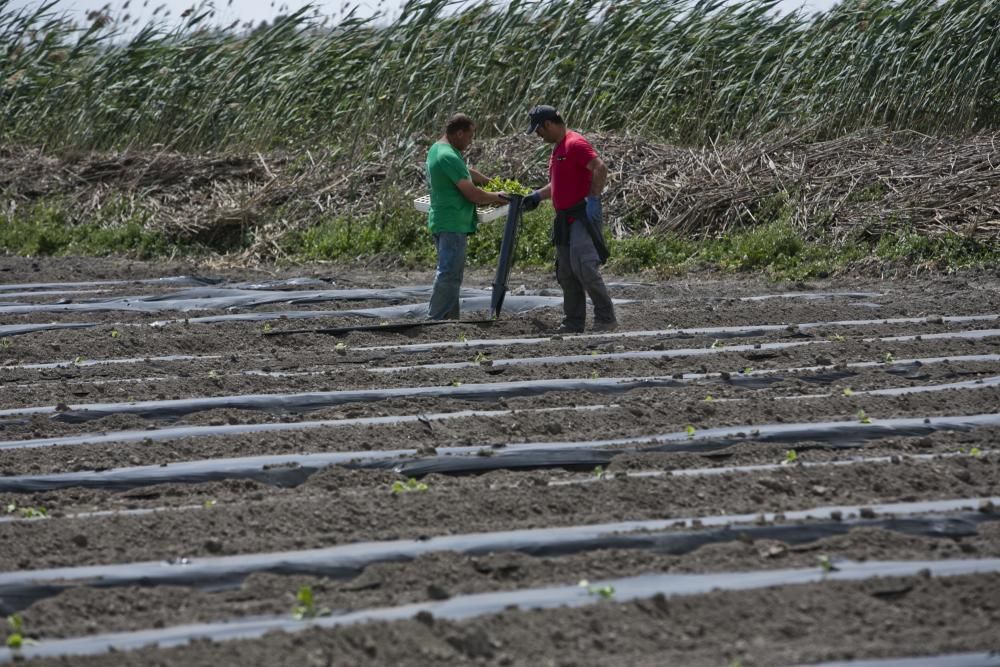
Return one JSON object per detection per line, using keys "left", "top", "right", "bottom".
{"left": 426, "top": 113, "right": 507, "bottom": 320}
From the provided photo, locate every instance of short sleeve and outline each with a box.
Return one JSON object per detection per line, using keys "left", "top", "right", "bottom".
{"left": 569, "top": 135, "right": 598, "bottom": 168}
{"left": 438, "top": 150, "right": 471, "bottom": 185}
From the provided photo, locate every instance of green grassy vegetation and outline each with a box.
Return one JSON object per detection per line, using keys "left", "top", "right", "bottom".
{"left": 1, "top": 0, "right": 996, "bottom": 152}
{"left": 5, "top": 198, "right": 996, "bottom": 278}
{"left": 0, "top": 199, "right": 184, "bottom": 258}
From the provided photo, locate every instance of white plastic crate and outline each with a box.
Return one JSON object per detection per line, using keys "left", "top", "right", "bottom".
{"left": 413, "top": 194, "right": 508, "bottom": 224}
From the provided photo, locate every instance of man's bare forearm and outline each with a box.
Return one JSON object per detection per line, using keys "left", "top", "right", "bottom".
{"left": 469, "top": 167, "right": 489, "bottom": 186}
{"left": 588, "top": 159, "right": 608, "bottom": 196}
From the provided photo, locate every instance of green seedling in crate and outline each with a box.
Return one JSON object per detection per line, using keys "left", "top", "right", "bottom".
{"left": 482, "top": 177, "right": 532, "bottom": 196}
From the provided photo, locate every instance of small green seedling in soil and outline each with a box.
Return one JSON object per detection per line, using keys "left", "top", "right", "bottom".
{"left": 392, "top": 478, "right": 429, "bottom": 494}
{"left": 334, "top": 342, "right": 348, "bottom": 355}
{"left": 450, "top": 380, "right": 463, "bottom": 387}
{"left": 19, "top": 506, "right": 47, "bottom": 519}
{"left": 884, "top": 352, "right": 895, "bottom": 363}
{"left": 969, "top": 447, "right": 983, "bottom": 458}
{"left": 704, "top": 394, "right": 714, "bottom": 401}
{"left": 0, "top": 338, "right": 10, "bottom": 349}
{"left": 5, "top": 504, "right": 47, "bottom": 519}
{"left": 858, "top": 409, "right": 871, "bottom": 424}
{"left": 457, "top": 331, "right": 467, "bottom": 343}
{"left": 842, "top": 387, "right": 854, "bottom": 397}
{"left": 743, "top": 367, "right": 752, "bottom": 374}
{"left": 710, "top": 339, "right": 723, "bottom": 349}
{"left": 292, "top": 585, "right": 330, "bottom": 620}
{"left": 203, "top": 499, "right": 217, "bottom": 509}
{"left": 783, "top": 449, "right": 798, "bottom": 465}
{"left": 110, "top": 329, "right": 121, "bottom": 339}
{"left": 73, "top": 355, "right": 85, "bottom": 365}
{"left": 6, "top": 614, "right": 34, "bottom": 649}
{"left": 592, "top": 465, "right": 606, "bottom": 480}
{"left": 207, "top": 369, "right": 219, "bottom": 379}
{"left": 818, "top": 555, "right": 838, "bottom": 573}
{"left": 589, "top": 370, "right": 599, "bottom": 379}
{"left": 578, "top": 580, "right": 615, "bottom": 598}
{"left": 472, "top": 351, "right": 489, "bottom": 364}
{"left": 829, "top": 334, "right": 845, "bottom": 342}
{"left": 262, "top": 322, "right": 273, "bottom": 334}
{"left": 685, "top": 425, "right": 696, "bottom": 438}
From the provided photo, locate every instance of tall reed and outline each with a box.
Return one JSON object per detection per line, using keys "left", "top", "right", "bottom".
{"left": 1, "top": 0, "right": 996, "bottom": 154}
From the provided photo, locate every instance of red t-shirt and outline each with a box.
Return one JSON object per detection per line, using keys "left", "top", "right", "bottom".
{"left": 549, "top": 130, "right": 597, "bottom": 211}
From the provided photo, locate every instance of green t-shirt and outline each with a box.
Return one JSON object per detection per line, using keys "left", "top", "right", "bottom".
{"left": 426, "top": 141, "right": 476, "bottom": 234}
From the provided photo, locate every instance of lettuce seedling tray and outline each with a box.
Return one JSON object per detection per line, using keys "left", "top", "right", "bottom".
{"left": 413, "top": 195, "right": 508, "bottom": 223}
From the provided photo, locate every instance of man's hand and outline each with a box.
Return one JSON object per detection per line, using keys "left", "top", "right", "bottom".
{"left": 585, "top": 195, "right": 602, "bottom": 224}
{"left": 523, "top": 191, "right": 542, "bottom": 212}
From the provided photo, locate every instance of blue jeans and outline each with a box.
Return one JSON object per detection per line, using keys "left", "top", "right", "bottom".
{"left": 427, "top": 232, "right": 468, "bottom": 320}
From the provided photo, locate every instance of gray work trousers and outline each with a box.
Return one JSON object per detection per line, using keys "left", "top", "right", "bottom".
{"left": 555, "top": 220, "right": 616, "bottom": 330}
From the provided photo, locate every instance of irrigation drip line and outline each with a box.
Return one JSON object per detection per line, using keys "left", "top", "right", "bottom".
{"left": 0, "top": 322, "right": 97, "bottom": 337}
{"left": 382, "top": 412, "right": 1000, "bottom": 477}
{"left": 740, "top": 292, "right": 883, "bottom": 301}
{"left": 355, "top": 314, "right": 1000, "bottom": 353}
{"left": 3, "top": 451, "right": 994, "bottom": 527}
{"left": 146, "top": 295, "right": 631, "bottom": 327}
{"left": 0, "top": 496, "right": 996, "bottom": 617}
{"left": 0, "top": 404, "right": 615, "bottom": 451}
{"left": 1, "top": 413, "right": 997, "bottom": 492}
{"left": 364, "top": 327, "right": 1000, "bottom": 374}
{"left": 0, "top": 276, "right": 219, "bottom": 292}
{"left": 14, "top": 342, "right": 985, "bottom": 424}
{"left": 0, "top": 285, "right": 500, "bottom": 316}
{"left": 3, "top": 558, "right": 998, "bottom": 663}
{"left": 0, "top": 376, "right": 693, "bottom": 422}
{"left": 549, "top": 449, "right": 999, "bottom": 487}
{"left": 801, "top": 653, "right": 1000, "bottom": 667}
{"left": 263, "top": 318, "right": 497, "bottom": 337}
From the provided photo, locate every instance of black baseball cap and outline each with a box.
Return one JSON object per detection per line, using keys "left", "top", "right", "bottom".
{"left": 526, "top": 105, "right": 559, "bottom": 134}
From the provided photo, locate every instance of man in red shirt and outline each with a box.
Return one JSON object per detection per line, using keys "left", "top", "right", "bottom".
{"left": 523, "top": 105, "right": 617, "bottom": 333}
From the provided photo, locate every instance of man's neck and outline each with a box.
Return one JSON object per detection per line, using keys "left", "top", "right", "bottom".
{"left": 442, "top": 135, "right": 461, "bottom": 150}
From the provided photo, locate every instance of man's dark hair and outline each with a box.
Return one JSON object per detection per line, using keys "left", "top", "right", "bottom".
{"left": 446, "top": 113, "right": 475, "bottom": 135}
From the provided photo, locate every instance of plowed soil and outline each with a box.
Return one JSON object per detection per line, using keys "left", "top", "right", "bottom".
{"left": 1, "top": 256, "right": 999, "bottom": 666}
